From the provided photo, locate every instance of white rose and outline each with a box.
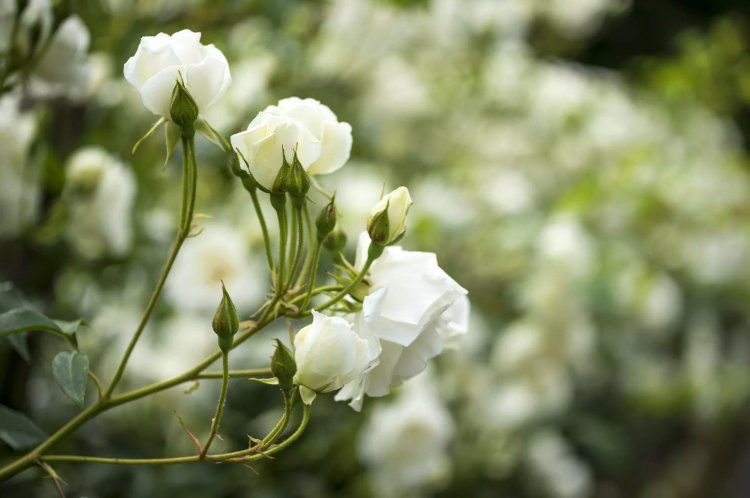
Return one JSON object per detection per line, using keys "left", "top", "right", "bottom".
{"left": 367, "top": 186, "right": 413, "bottom": 246}
{"left": 359, "top": 373, "right": 454, "bottom": 496}
{"left": 335, "top": 233, "right": 468, "bottom": 410}
{"left": 123, "top": 29, "right": 231, "bottom": 119}
{"left": 293, "top": 311, "right": 378, "bottom": 402}
{"left": 230, "top": 111, "right": 321, "bottom": 191}
{"left": 164, "top": 223, "right": 266, "bottom": 315}
{"left": 64, "top": 147, "right": 136, "bottom": 259}
{"left": 31, "top": 15, "right": 90, "bottom": 99}
{"left": 267, "top": 97, "right": 352, "bottom": 175}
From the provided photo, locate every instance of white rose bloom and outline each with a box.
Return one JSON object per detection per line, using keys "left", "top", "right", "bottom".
{"left": 64, "top": 147, "right": 136, "bottom": 258}
{"left": 367, "top": 186, "right": 413, "bottom": 246}
{"left": 123, "top": 29, "right": 231, "bottom": 118}
{"left": 267, "top": 97, "right": 352, "bottom": 175}
{"left": 336, "top": 233, "right": 468, "bottom": 410}
{"left": 293, "top": 311, "right": 379, "bottom": 401}
{"left": 164, "top": 223, "right": 265, "bottom": 315}
{"left": 0, "top": 95, "right": 39, "bottom": 238}
{"left": 359, "top": 373, "right": 454, "bottom": 497}
{"left": 31, "top": 15, "right": 90, "bottom": 99}
{"left": 230, "top": 111, "right": 321, "bottom": 191}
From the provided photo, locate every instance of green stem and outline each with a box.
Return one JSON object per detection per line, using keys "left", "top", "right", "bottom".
{"left": 284, "top": 206, "right": 305, "bottom": 294}
{"left": 314, "top": 245, "right": 382, "bottom": 313}
{"left": 299, "top": 242, "right": 322, "bottom": 311}
{"left": 294, "top": 203, "right": 315, "bottom": 288}
{"left": 271, "top": 194, "right": 288, "bottom": 294}
{"left": 199, "top": 352, "right": 230, "bottom": 459}
{"left": 249, "top": 187, "right": 274, "bottom": 273}
{"left": 39, "top": 405, "right": 312, "bottom": 466}
{"left": 197, "top": 368, "right": 271, "bottom": 379}
{"left": 104, "top": 134, "right": 197, "bottom": 400}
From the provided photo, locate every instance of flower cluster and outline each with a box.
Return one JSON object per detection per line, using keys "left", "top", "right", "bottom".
{"left": 122, "top": 29, "right": 469, "bottom": 412}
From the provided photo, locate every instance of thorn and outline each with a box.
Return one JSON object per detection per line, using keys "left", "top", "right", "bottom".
{"left": 173, "top": 410, "right": 203, "bottom": 454}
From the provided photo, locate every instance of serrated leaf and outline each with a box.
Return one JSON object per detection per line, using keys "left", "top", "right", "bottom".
{"left": 52, "top": 351, "right": 89, "bottom": 406}
{"left": 0, "top": 404, "right": 47, "bottom": 450}
{"left": 0, "top": 308, "right": 77, "bottom": 347}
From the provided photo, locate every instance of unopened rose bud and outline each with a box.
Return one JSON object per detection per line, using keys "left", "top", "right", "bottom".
{"left": 212, "top": 282, "right": 239, "bottom": 353}
{"left": 271, "top": 339, "right": 297, "bottom": 392}
{"left": 367, "top": 187, "right": 412, "bottom": 246}
{"left": 285, "top": 152, "right": 311, "bottom": 203}
{"left": 323, "top": 224, "right": 347, "bottom": 255}
{"left": 316, "top": 197, "right": 337, "bottom": 242}
{"left": 170, "top": 80, "right": 199, "bottom": 135}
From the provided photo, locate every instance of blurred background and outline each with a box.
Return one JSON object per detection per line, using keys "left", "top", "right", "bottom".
{"left": 2, "top": 0, "right": 750, "bottom": 496}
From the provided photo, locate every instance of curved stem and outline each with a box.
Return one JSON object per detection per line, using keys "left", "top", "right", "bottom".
{"left": 104, "top": 135, "right": 197, "bottom": 399}
{"left": 314, "top": 252, "right": 377, "bottom": 313}
{"left": 249, "top": 187, "right": 274, "bottom": 273}
{"left": 199, "top": 352, "right": 230, "bottom": 459}
{"left": 40, "top": 404, "right": 312, "bottom": 467}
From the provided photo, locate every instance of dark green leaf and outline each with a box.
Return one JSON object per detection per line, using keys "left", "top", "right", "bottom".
{"left": 7, "top": 333, "right": 29, "bottom": 362}
{"left": 0, "top": 308, "right": 78, "bottom": 347}
{"left": 52, "top": 351, "right": 89, "bottom": 406}
{"left": 0, "top": 404, "right": 47, "bottom": 450}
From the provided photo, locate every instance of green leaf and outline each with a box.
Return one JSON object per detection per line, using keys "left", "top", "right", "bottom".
{"left": 196, "top": 118, "right": 231, "bottom": 150}
{"left": 165, "top": 120, "right": 181, "bottom": 166}
{"left": 52, "top": 351, "right": 89, "bottom": 406}
{"left": 0, "top": 308, "right": 77, "bottom": 347}
{"left": 132, "top": 117, "right": 166, "bottom": 155}
{"left": 0, "top": 404, "right": 47, "bottom": 450}
{"left": 7, "top": 333, "right": 30, "bottom": 362}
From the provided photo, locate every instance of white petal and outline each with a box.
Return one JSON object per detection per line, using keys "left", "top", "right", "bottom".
{"left": 307, "top": 121, "right": 352, "bottom": 175}
{"left": 184, "top": 54, "right": 229, "bottom": 111}
{"left": 139, "top": 66, "right": 180, "bottom": 117}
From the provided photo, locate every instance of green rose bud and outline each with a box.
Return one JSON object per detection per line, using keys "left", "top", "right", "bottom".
{"left": 271, "top": 339, "right": 297, "bottom": 392}
{"left": 170, "top": 79, "right": 199, "bottom": 136}
{"left": 212, "top": 282, "right": 239, "bottom": 354}
{"left": 316, "top": 196, "right": 337, "bottom": 242}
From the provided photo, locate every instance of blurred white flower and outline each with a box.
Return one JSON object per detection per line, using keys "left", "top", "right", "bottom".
{"left": 336, "top": 233, "right": 467, "bottom": 410}
{"left": 16, "top": 0, "right": 53, "bottom": 59}
{"left": 64, "top": 147, "right": 136, "bottom": 258}
{"left": 267, "top": 97, "right": 353, "bottom": 176}
{"left": 367, "top": 186, "right": 413, "bottom": 246}
{"left": 202, "top": 55, "right": 273, "bottom": 132}
{"left": 293, "top": 311, "right": 379, "bottom": 401}
{"left": 31, "top": 15, "right": 91, "bottom": 99}
{"left": 165, "top": 223, "right": 265, "bottom": 315}
{"left": 124, "top": 29, "right": 231, "bottom": 118}
{"left": 525, "top": 431, "right": 593, "bottom": 498}
{"left": 359, "top": 372, "right": 454, "bottom": 497}
{"left": 0, "top": 94, "right": 39, "bottom": 238}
